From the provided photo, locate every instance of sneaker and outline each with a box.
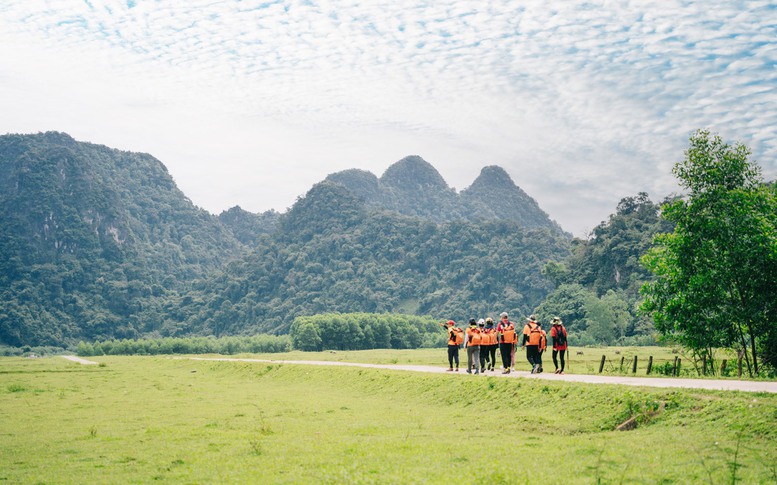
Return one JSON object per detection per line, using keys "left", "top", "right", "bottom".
{"left": 554, "top": 369, "right": 560, "bottom": 374}
{"left": 538, "top": 367, "right": 543, "bottom": 374}
{"left": 466, "top": 369, "right": 472, "bottom": 374}
{"left": 446, "top": 368, "right": 454, "bottom": 372}
{"left": 474, "top": 370, "right": 480, "bottom": 375}
{"left": 502, "top": 369, "right": 510, "bottom": 374}
{"left": 455, "top": 368, "right": 459, "bottom": 372}
{"left": 531, "top": 364, "right": 539, "bottom": 374}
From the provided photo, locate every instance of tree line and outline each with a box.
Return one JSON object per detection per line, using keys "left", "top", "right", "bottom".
{"left": 289, "top": 313, "right": 444, "bottom": 351}
{"left": 75, "top": 334, "right": 291, "bottom": 357}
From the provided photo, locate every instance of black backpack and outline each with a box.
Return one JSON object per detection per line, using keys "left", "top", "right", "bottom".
{"left": 554, "top": 325, "right": 567, "bottom": 347}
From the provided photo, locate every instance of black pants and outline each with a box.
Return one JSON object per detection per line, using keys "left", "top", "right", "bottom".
{"left": 479, "top": 344, "right": 494, "bottom": 369}
{"left": 553, "top": 349, "right": 566, "bottom": 370}
{"left": 481, "top": 344, "right": 497, "bottom": 369}
{"left": 526, "top": 345, "right": 542, "bottom": 367}
{"left": 447, "top": 345, "right": 459, "bottom": 368}
{"left": 499, "top": 343, "right": 513, "bottom": 369}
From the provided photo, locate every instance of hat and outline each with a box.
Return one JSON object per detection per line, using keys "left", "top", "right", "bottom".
{"left": 485, "top": 317, "right": 494, "bottom": 325}
{"left": 527, "top": 314, "right": 537, "bottom": 322}
{"left": 551, "top": 316, "right": 561, "bottom": 324}
{"left": 500, "top": 312, "right": 508, "bottom": 318}
{"left": 477, "top": 319, "right": 485, "bottom": 326}
{"left": 469, "top": 318, "right": 477, "bottom": 326}
{"left": 446, "top": 320, "right": 456, "bottom": 327}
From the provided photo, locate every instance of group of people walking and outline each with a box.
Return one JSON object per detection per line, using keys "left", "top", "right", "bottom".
{"left": 442, "top": 313, "right": 568, "bottom": 375}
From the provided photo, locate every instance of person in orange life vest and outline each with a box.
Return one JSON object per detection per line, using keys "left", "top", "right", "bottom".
{"left": 479, "top": 317, "right": 498, "bottom": 372}
{"left": 477, "top": 319, "right": 494, "bottom": 372}
{"left": 522, "top": 314, "right": 545, "bottom": 373}
{"left": 441, "top": 320, "right": 462, "bottom": 372}
{"left": 550, "top": 316, "right": 568, "bottom": 374}
{"left": 464, "top": 318, "right": 482, "bottom": 374}
{"left": 496, "top": 312, "right": 517, "bottom": 374}
{"left": 477, "top": 319, "right": 487, "bottom": 371}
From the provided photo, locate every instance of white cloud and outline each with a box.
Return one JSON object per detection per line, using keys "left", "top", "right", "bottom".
{"left": 0, "top": 0, "right": 775, "bottom": 236}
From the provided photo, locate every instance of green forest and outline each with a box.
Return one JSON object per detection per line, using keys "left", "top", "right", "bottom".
{"left": 1, "top": 131, "right": 774, "bottom": 374}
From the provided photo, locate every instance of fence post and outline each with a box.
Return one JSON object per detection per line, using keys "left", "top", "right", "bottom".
{"left": 599, "top": 355, "right": 606, "bottom": 373}
{"left": 702, "top": 354, "right": 707, "bottom": 376}
{"left": 632, "top": 355, "right": 638, "bottom": 374}
{"left": 737, "top": 350, "right": 743, "bottom": 377}
{"left": 646, "top": 356, "right": 653, "bottom": 375}
{"left": 720, "top": 359, "right": 727, "bottom": 376}
{"left": 672, "top": 356, "right": 679, "bottom": 376}
{"left": 620, "top": 356, "right": 625, "bottom": 371}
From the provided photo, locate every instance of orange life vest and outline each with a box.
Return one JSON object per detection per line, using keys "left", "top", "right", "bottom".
{"left": 527, "top": 323, "right": 544, "bottom": 346}
{"left": 449, "top": 327, "right": 464, "bottom": 346}
{"left": 466, "top": 327, "right": 482, "bottom": 346}
{"left": 483, "top": 328, "right": 497, "bottom": 345}
{"left": 501, "top": 324, "right": 516, "bottom": 344}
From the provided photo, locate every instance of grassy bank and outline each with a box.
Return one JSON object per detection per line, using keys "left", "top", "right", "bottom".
{"left": 1, "top": 356, "right": 775, "bottom": 484}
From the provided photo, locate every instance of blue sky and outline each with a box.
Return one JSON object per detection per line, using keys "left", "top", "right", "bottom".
{"left": 1, "top": 0, "right": 775, "bottom": 236}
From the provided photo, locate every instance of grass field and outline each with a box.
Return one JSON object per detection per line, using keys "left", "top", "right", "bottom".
{"left": 2, "top": 355, "right": 776, "bottom": 484}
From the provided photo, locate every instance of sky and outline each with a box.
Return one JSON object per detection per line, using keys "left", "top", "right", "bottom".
{"left": 0, "top": 1, "right": 775, "bottom": 237}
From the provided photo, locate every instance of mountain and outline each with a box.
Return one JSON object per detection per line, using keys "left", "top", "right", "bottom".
{"left": 0, "top": 132, "right": 242, "bottom": 346}
{"left": 461, "top": 165, "right": 557, "bottom": 229}
{"left": 325, "top": 155, "right": 565, "bottom": 232}
{"left": 0, "top": 133, "right": 575, "bottom": 347}
{"left": 171, "top": 180, "right": 571, "bottom": 336}
{"left": 218, "top": 206, "right": 280, "bottom": 245}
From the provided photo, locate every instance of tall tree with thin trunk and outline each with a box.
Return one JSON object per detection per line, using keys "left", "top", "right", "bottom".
{"left": 641, "top": 130, "right": 777, "bottom": 376}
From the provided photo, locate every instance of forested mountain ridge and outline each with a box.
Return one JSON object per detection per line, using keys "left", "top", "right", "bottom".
{"left": 171, "top": 180, "right": 571, "bottom": 336}
{"left": 536, "top": 193, "right": 675, "bottom": 346}
{"left": 325, "top": 155, "right": 566, "bottom": 232}
{"left": 0, "top": 132, "right": 243, "bottom": 346}
{"left": 218, "top": 205, "right": 280, "bottom": 245}
{"left": 1, "top": 132, "right": 586, "bottom": 348}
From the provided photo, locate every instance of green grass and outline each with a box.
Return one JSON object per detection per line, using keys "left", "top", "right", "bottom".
{"left": 1, "top": 355, "right": 776, "bottom": 484}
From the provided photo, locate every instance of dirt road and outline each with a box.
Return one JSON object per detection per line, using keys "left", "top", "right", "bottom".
{"left": 188, "top": 357, "right": 777, "bottom": 394}
{"left": 61, "top": 355, "right": 99, "bottom": 365}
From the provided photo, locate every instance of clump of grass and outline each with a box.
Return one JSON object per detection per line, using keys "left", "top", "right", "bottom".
{"left": 613, "top": 392, "right": 666, "bottom": 431}
{"left": 7, "top": 384, "right": 25, "bottom": 393}
{"left": 258, "top": 419, "right": 273, "bottom": 436}
{"left": 248, "top": 438, "right": 263, "bottom": 456}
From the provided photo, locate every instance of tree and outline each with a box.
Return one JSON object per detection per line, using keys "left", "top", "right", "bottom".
{"left": 641, "top": 130, "right": 777, "bottom": 375}
{"left": 291, "top": 321, "right": 323, "bottom": 351}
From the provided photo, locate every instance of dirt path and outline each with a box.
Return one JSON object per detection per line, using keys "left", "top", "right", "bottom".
{"left": 61, "top": 355, "right": 99, "bottom": 365}
{"left": 189, "top": 357, "right": 777, "bottom": 394}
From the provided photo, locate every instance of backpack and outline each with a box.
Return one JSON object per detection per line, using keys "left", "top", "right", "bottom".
{"left": 554, "top": 325, "right": 567, "bottom": 347}
{"left": 453, "top": 328, "right": 464, "bottom": 345}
